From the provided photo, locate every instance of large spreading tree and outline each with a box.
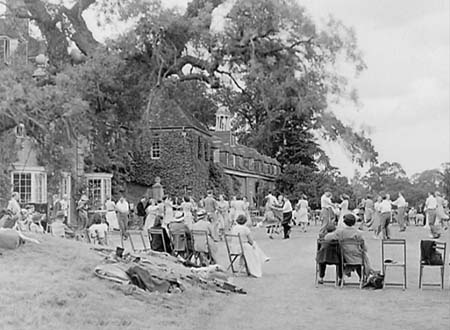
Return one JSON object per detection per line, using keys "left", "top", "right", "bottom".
{"left": 1, "top": 0, "right": 379, "bottom": 200}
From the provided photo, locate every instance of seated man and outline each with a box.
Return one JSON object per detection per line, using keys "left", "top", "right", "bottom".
{"left": 149, "top": 215, "right": 172, "bottom": 253}
{"left": 168, "top": 212, "right": 193, "bottom": 255}
{"left": 324, "top": 213, "right": 373, "bottom": 279}
{"left": 88, "top": 213, "right": 108, "bottom": 245}
{"left": 52, "top": 211, "right": 69, "bottom": 237}
{"left": 191, "top": 209, "right": 218, "bottom": 264}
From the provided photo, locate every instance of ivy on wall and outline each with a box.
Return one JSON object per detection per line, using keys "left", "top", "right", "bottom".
{"left": 0, "top": 130, "right": 19, "bottom": 205}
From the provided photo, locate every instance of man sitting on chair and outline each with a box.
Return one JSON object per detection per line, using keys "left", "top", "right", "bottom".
{"left": 324, "top": 213, "right": 373, "bottom": 279}
{"left": 168, "top": 211, "right": 193, "bottom": 254}
{"left": 191, "top": 209, "right": 218, "bottom": 264}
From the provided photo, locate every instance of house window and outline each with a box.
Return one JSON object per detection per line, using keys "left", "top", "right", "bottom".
{"left": 151, "top": 136, "right": 161, "bottom": 159}
{"left": 0, "top": 37, "right": 11, "bottom": 64}
{"left": 86, "top": 173, "right": 112, "bottom": 211}
{"left": 197, "top": 137, "right": 202, "bottom": 160}
{"left": 11, "top": 171, "right": 47, "bottom": 204}
{"left": 204, "top": 142, "right": 209, "bottom": 161}
{"left": 243, "top": 158, "right": 249, "bottom": 169}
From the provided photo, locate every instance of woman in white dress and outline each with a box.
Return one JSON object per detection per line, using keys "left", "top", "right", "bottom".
{"left": 294, "top": 194, "right": 309, "bottom": 232}
{"left": 105, "top": 197, "right": 119, "bottom": 231}
{"left": 229, "top": 196, "right": 237, "bottom": 226}
{"left": 233, "top": 196, "right": 247, "bottom": 225}
{"left": 162, "top": 195, "right": 175, "bottom": 226}
{"left": 242, "top": 196, "right": 252, "bottom": 226}
{"left": 143, "top": 198, "right": 158, "bottom": 233}
{"left": 217, "top": 194, "right": 230, "bottom": 236}
{"left": 230, "top": 215, "right": 269, "bottom": 277}
{"left": 180, "top": 196, "right": 195, "bottom": 229}
{"left": 338, "top": 194, "right": 350, "bottom": 227}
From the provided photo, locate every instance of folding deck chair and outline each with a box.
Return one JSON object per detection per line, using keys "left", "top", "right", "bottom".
{"left": 339, "top": 239, "right": 366, "bottom": 289}
{"left": 191, "top": 230, "right": 213, "bottom": 266}
{"left": 419, "top": 240, "right": 446, "bottom": 290}
{"left": 381, "top": 239, "right": 407, "bottom": 289}
{"left": 224, "top": 233, "right": 250, "bottom": 275}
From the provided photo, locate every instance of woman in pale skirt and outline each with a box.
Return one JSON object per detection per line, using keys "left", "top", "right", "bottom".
{"left": 230, "top": 215, "right": 270, "bottom": 277}
{"left": 217, "top": 194, "right": 230, "bottom": 236}
{"left": 337, "top": 194, "right": 350, "bottom": 227}
{"left": 180, "top": 196, "right": 195, "bottom": 229}
{"left": 143, "top": 199, "right": 158, "bottom": 233}
{"left": 295, "top": 194, "right": 309, "bottom": 232}
{"left": 372, "top": 195, "right": 382, "bottom": 238}
{"left": 105, "top": 197, "right": 119, "bottom": 231}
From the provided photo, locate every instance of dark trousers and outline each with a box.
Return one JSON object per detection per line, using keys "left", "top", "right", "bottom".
{"left": 282, "top": 223, "right": 291, "bottom": 238}
{"left": 282, "top": 211, "right": 292, "bottom": 238}
{"left": 319, "top": 263, "right": 343, "bottom": 279}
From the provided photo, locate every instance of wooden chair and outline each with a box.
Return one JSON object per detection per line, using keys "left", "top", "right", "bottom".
{"left": 170, "top": 229, "right": 191, "bottom": 259}
{"left": 191, "top": 230, "right": 212, "bottom": 266}
{"left": 224, "top": 233, "right": 250, "bottom": 275}
{"left": 419, "top": 241, "right": 446, "bottom": 290}
{"left": 148, "top": 228, "right": 170, "bottom": 253}
{"left": 339, "top": 239, "right": 366, "bottom": 289}
{"left": 107, "top": 230, "right": 124, "bottom": 248}
{"left": 315, "top": 239, "right": 341, "bottom": 287}
{"left": 126, "top": 230, "right": 149, "bottom": 252}
{"left": 381, "top": 239, "right": 407, "bottom": 290}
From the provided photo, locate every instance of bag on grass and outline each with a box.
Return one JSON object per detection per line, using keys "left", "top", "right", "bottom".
{"left": 363, "top": 271, "right": 384, "bottom": 290}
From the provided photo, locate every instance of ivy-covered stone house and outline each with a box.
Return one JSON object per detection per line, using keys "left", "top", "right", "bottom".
{"left": 133, "top": 104, "right": 280, "bottom": 206}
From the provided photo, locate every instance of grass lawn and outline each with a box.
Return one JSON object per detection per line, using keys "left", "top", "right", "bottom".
{"left": 0, "top": 222, "right": 449, "bottom": 330}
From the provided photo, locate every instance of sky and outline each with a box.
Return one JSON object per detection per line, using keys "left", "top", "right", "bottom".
{"left": 5, "top": 0, "right": 446, "bottom": 178}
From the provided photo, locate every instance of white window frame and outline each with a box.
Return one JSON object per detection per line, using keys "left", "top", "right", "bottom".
{"left": 85, "top": 173, "right": 112, "bottom": 211}
{"left": 11, "top": 168, "right": 47, "bottom": 204}
{"left": 151, "top": 137, "right": 161, "bottom": 159}
{"left": 0, "top": 36, "right": 11, "bottom": 64}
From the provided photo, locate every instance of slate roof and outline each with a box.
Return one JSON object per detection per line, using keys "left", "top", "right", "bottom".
{"left": 148, "top": 99, "right": 211, "bottom": 136}
{"left": 211, "top": 130, "right": 280, "bottom": 165}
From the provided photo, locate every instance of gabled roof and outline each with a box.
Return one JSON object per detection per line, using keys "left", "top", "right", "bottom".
{"left": 148, "top": 98, "right": 211, "bottom": 136}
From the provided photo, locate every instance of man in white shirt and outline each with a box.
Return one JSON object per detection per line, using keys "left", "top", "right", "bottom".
{"left": 379, "top": 194, "right": 392, "bottom": 239}
{"left": 425, "top": 192, "right": 439, "bottom": 239}
{"left": 392, "top": 192, "right": 407, "bottom": 232}
{"left": 280, "top": 195, "right": 293, "bottom": 239}
{"left": 116, "top": 195, "right": 130, "bottom": 239}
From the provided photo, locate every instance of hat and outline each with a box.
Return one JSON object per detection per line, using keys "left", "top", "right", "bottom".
{"left": 80, "top": 194, "right": 89, "bottom": 201}
{"left": 55, "top": 210, "right": 65, "bottom": 220}
{"left": 196, "top": 209, "right": 206, "bottom": 220}
{"left": 173, "top": 211, "right": 184, "bottom": 222}
{"left": 343, "top": 213, "right": 356, "bottom": 226}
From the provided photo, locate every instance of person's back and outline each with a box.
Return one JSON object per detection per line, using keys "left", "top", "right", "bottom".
{"left": 325, "top": 220, "right": 366, "bottom": 265}
{"left": 204, "top": 196, "right": 217, "bottom": 213}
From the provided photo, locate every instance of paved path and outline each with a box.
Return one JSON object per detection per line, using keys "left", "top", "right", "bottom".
{"left": 202, "top": 225, "right": 450, "bottom": 330}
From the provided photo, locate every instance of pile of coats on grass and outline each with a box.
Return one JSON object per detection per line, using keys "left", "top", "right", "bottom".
{"left": 93, "top": 247, "right": 247, "bottom": 296}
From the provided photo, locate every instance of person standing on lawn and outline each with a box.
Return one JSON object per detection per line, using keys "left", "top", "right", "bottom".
{"left": 392, "top": 192, "right": 407, "bottom": 232}
{"left": 116, "top": 194, "right": 130, "bottom": 239}
{"left": 272, "top": 194, "right": 293, "bottom": 239}
{"left": 379, "top": 194, "right": 392, "bottom": 239}
{"left": 425, "top": 192, "right": 440, "bottom": 239}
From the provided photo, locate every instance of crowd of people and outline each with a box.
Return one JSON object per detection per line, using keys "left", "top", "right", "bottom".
{"left": 1, "top": 187, "right": 449, "bottom": 281}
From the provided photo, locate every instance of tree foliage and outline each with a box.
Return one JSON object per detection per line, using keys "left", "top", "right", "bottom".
{"left": 1, "top": 0, "right": 381, "bottom": 201}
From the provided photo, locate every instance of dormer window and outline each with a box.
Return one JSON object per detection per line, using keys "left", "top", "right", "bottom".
{"left": 15, "top": 123, "right": 25, "bottom": 137}
{"left": 0, "top": 37, "right": 11, "bottom": 64}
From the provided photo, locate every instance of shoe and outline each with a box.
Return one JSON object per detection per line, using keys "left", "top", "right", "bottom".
{"left": 268, "top": 235, "right": 274, "bottom": 239}
{"left": 265, "top": 257, "right": 270, "bottom": 262}
{"left": 318, "top": 278, "right": 324, "bottom": 285}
